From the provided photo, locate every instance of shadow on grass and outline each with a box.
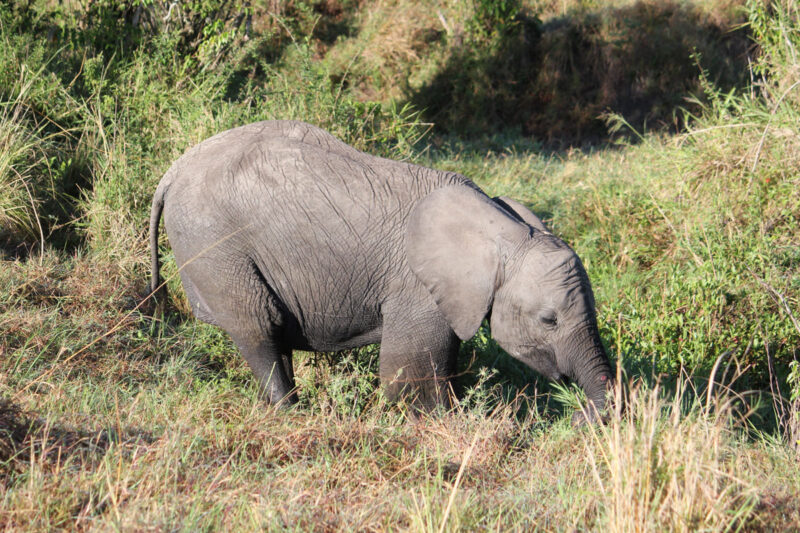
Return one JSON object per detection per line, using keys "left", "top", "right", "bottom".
{"left": 410, "top": 1, "right": 751, "bottom": 148}
{"left": 452, "top": 323, "right": 790, "bottom": 439}
{"left": 0, "top": 397, "right": 154, "bottom": 479}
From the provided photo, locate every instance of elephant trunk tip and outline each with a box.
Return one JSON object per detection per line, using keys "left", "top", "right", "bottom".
{"left": 572, "top": 371, "right": 616, "bottom": 427}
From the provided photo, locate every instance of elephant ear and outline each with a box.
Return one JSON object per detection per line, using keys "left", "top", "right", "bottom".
{"left": 493, "top": 196, "right": 551, "bottom": 233}
{"left": 406, "top": 186, "right": 529, "bottom": 341}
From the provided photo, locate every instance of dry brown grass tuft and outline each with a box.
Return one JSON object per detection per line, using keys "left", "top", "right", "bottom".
{"left": 0, "top": 397, "right": 152, "bottom": 484}
{"left": 0, "top": 398, "right": 31, "bottom": 469}
{"left": 583, "top": 377, "right": 758, "bottom": 532}
{"left": 325, "top": 0, "right": 460, "bottom": 102}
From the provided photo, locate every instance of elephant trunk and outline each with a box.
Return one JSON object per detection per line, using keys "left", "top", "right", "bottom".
{"left": 563, "top": 322, "right": 614, "bottom": 423}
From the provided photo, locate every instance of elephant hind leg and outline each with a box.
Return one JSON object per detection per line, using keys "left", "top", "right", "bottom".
{"left": 231, "top": 333, "right": 298, "bottom": 406}
{"left": 178, "top": 257, "right": 298, "bottom": 406}
{"left": 379, "top": 305, "right": 459, "bottom": 411}
{"left": 179, "top": 271, "right": 219, "bottom": 325}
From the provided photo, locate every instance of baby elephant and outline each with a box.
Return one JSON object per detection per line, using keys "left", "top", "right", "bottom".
{"left": 150, "top": 120, "right": 613, "bottom": 418}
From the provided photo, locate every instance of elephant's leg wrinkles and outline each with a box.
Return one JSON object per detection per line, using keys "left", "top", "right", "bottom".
{"left": 379, "top": 300, "right": 458, "bottom": 410}
{"left": 178, "top": 252, "right": 298, "bottom": 405}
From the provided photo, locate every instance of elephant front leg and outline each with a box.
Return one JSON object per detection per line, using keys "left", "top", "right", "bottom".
{"left": 379, "top": 308, "right": 459, "bottom": 411}
{"left": 232, "top": 334, "right": 298, "bottom": 407}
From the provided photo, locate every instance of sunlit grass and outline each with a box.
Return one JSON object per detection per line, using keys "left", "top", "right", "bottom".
{"left": 2, "top": 0, "right": 800, "bottom": 530}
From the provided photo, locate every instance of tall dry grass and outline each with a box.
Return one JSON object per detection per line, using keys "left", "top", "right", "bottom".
{"left": 0, "top": 102, "right": 45, "bottom": 251}
{"left": 584, "top": 374, "right": 758, "bottom": 531}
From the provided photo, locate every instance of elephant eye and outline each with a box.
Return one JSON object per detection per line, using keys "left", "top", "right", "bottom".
{"left": 539, "top": 311, "right": 558, "bottom": 328}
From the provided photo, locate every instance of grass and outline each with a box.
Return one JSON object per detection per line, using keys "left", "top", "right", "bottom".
{"left": 0, "top": 101, "right": 44, "bottom": 250}
{"left": 2, "top": 0, "right": 800, "bottom": 530}
{"left": 324, "top": 0, "right": 751, "bottom": 144}
{"left": 2, "top": 295, "right": 797, "bottom": 530}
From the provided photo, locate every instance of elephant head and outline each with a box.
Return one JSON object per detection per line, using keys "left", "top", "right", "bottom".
{"left": 407, "top": 186, "right": 613, "bottom": 421}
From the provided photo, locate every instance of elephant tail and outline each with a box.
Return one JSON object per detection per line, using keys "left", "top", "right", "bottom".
{"left": 149, "top": 180, "right": 167, "bottom": 297}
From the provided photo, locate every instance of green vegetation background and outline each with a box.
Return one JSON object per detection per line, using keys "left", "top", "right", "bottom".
{"left": 1, "top": 0, "right": 799, "bottom": 530}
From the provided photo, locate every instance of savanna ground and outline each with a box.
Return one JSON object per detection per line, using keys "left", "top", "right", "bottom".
{"left": 1, "top": 0, "right": 800, "bottom": 530}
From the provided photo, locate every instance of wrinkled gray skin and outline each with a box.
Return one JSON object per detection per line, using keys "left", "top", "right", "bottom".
{"left": 150, "top": 120, "right": 613, "bottom": 419}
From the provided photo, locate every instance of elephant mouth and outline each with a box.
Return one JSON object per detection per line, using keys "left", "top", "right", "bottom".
{"left": 512, "top": 344, "right": 561, "bottom": 380}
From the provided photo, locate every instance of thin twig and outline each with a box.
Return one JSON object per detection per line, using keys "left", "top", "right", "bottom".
{"left": 15, "top": 168, "right": 44, "bottom": 262}
{"left": 678, "top": 122, "right": 759, "bottom": 145}
{"left": 706, "top": 350, "right": 732, "bottom": 412}
{"left": 750, "top": 80, "right": 800, "bottom": 175}
{"left": 437, "top": 426, "right": 481, "bottom": 533}
{"left": 437, "top": 11, "right": 452, "bottom": 35}
{"left": 649, "top": 193, "right": 704, "bottom": 266}
{"left": 763, "top": 325, "right": 788, "bottom": 438}
{"left": 269, "top": 11, "right": 296, "bottom": 43}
